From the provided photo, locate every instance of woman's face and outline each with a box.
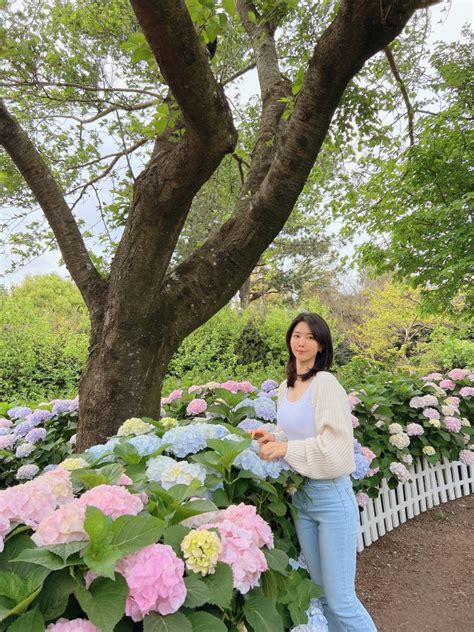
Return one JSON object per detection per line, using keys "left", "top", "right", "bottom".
{"left": 290, "top": 321, "right": 322, "bottom": 368}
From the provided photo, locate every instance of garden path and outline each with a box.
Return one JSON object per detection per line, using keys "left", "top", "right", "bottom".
{"left": 355, "top": 494, "right": 473, "bottom": 632}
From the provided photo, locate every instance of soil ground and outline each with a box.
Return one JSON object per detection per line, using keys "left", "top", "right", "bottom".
{"left": 355, "top": 494, "right": 474, "bottom": 632}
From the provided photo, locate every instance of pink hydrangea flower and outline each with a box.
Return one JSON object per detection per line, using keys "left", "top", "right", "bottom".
{"left": 439, "top": 379, "right": 455, "bottom": 391}
{"left": 0, "top": 418, "right": 12, "bottom": 428}
{"left": 406, "top": 423, "right": 424, "bottom": 436}
{"left": 218, "top": 503, "right": 274, "bottom": 549}
{"left": 117, "top": 544, "right": 186, "bottom": 621}
{"left": 0, "top": 515, "right": 11, "bottom": 552}
{"left": 37, "top": 469, "right": 74, "bottom": 506}
{"left": 422, "top": 408, "right": 440, "bottom": 420}
{"left": 46, "top": 619, "right": 100, "bottom": 632}
{"left": 186, "top": 398, "right": 208, "bottom": 416}
{"left": 199, "top": 519, "right": 267, "bottom": 594}
{"left": 468, "top": 374, "right": 474, "bottom": 383}
{"left": 116, "top": 474, "right": 133, "bottom": 486}
{"left": 32, "top": 501, "right": 87, "bottom": 546}
{"left": 459, "top": 450, "right": 474, "bottom": 466}
{"left": 238, "top": 381, "right": 255, "bottom": 393}
{"left": 361, "top": 447, "right": 376, "bottom": 464}
{"left": 356, "top": 491, "right": 369, "bottom": 507}
{"left": 188, "top": 385, "right": 202, "bottom": 394}
{"left": 77, "top": 484, "right": 143, "bottom": 519}
{"left": 445, "top": 396, "right": 460, "bottom": 407}
{"left": 347, "top": 393, "right": 361, "bottom": 410}
{"left": 460, "top": 386, "right": 474, "bottom": 397}
{"left": 351, "top": 415, "right": 360, "bottom": 429}
{"left": 220, "top": 380, "right": 240, "bottom": 393}
{"left": 0, "top": 434, "right": 16, "bottom": 450}
{"left": 0, "top": 481, "right": 58, "bottom": 528}
{"left": 444, "top": 416, "right": 462, "bottom": 433}
{"left": 409, "top": 395, "right": 438, "bottom": 408}
{"left": 367, "top": 467, "right": 380, "bottom": 477}
{"left": 422, "top": 372, "right": 443, "bottom": 381}
{"left": 447, "top": 369, "right": 469, "bottom": 381}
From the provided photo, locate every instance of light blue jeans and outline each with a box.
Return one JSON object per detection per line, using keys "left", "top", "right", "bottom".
{"left": 292, "top": 475, "right": 377, "bottom": 632}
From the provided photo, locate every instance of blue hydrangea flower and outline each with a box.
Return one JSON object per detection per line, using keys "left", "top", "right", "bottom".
{"left": 291, "top": 623, "right": 328, "bottom": 632}
{"left": 352, "top": 453, "right": 371, "bottom": 480}
{"left": 25, "top": 428, "right": 47, "bottom": 444}
{"left": 162, "top": 423, "right": 228, "bottom": 458}
{"left": 306, "top": 598, "right": 328, "bottom": 630}
{"left": 234, "top": 397, "right": 254, "bottom": 410}
{"left": 233, "top": 449, "right": 268, "bottom": 478}
{"left": 146, "top": 455, "right": 207, "bottom": 490}
{"left": 288, "top": 553, "right": 309, "bottom": 571}
{"left": 7, "top": 406, "right": 32, "bottom": 420}
{"left": 253, "top": 397, "right": 277, "bottom": 421}
{"left": 264, "top": 458, "right": 291, "bottom": 478}
{"left": 127, "top": 434, "right": 162, "bottom": 456}
{"left": 84, "top": 442, "right": 115, "bottom": 463}
{"left": 26, "top": 409, "right": 53, "bottom": 426}
{"left": 14, "top": 421, "right": 35, "bottom": 437}
{"left": 261, "top": 379, "right": 279, "bottom": 392}
{"left": 353, "top": 438, "right": 363, "bottom": 454}
{"left": 15, "top": 442, "right": 35, "bottom": 458}
{"left": 16, "top": 463, "right": 40, "bottom": 480}
{"left": 0, "top": 428, "right": 9, "bottom": 436}
{"left": 43, "top": 464, "right": 59, "bottom": 473}
{"left": 237, "top": 418, "right": 264, "bottom": 432}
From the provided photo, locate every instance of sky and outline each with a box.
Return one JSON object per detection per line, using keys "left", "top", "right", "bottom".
{"left": 1, "top": 0, "right": 472, "bottom": 288}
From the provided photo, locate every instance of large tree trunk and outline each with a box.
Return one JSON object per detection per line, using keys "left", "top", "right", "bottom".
{"left": 77, "top": 308, "right": 179, "bottom": 451}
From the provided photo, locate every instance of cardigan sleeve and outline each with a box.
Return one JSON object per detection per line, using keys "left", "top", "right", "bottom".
{"left": 283, "top": 372, "right": 355, "bottom": 479}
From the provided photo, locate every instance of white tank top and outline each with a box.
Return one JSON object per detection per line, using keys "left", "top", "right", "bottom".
{"left": 277, "top": 378, "right": 318, "bottom": 440}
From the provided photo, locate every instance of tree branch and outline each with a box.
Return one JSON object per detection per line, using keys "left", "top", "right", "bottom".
{"left": 384, "top": 45, "right": 415, "bottom": 146}
{"left": 130, "top": 0, "right": 236, "bottom": 149}
{"left": 161, "top": 0, "right": 430, "bottom": 338}
{"left": 0, "top": 100, "right": 107, "bottom": 318}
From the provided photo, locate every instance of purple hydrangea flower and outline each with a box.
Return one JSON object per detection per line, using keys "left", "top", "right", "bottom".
{"left": 7, "top": 406, "right": 32, "bottom": 420}
{"left": 261, "top": 379, "right": 279, "bottom": 392}
{"left": 26, "top": 409, "right": 53, "bottom": 426}
{"left": 51, "top": 400, "right": 72, "bottom": 415}
{"left": 351, "top": 453, "right": 371, "bottom": 480}
{"left": 68, "top": 396, "right": 79, "bottom": 411}
{"left": 25, "top": 427, "right": 47, "bottom": 444}
{"left": 353, "top": 438, "right": 363, "bottom": 454}
{"left": 14, "top": 421, "right": 35, "bottom": 437}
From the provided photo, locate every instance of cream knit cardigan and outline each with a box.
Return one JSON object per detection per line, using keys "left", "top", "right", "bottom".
{"left": 276, "top": 371, "right": 356, "bottom": 479}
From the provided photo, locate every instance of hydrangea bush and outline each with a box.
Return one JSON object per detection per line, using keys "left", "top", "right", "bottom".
{"left": 0, "top": 369, "right": 471, "bottom": 630}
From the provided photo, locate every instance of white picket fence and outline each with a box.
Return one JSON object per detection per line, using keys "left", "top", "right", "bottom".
{"left": 357, "top": 457, "right": 474, "bottom": 553}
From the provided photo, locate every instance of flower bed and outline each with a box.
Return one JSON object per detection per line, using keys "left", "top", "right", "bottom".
{"left": 0, "top": 370, "right": 472, "bottom": 630}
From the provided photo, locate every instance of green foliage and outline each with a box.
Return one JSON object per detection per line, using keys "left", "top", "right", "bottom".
{"left": 334, "top": 37, "right": 473, "bottom": 316}
{"left": 0, "top": 274, "right": 89, "bottom": 401}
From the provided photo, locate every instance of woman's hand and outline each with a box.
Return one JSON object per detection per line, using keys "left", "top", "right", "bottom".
{"left": 249, "top": 429, "right": 275, "bottom": 444}
{"left": 259, "top": 441, "right": 287, "bottom": 461}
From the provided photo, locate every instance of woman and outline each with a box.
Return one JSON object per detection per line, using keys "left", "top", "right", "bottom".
{"left": 251, "top": 312, "right": 377, "bottom": 632}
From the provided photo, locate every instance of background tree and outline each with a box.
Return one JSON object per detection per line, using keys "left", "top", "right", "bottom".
{"left": 330, "top": 36, "right": 473, "bottom": 317}
{"left": 0, "top": 0, "right": 438, "bottom": 449}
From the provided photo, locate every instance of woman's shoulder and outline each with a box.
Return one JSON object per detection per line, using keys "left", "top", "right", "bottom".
{"left": 314, "top": 371, "right": 345, "bottom": 391}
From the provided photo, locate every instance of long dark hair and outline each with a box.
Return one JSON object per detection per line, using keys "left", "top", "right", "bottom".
{"left": 285, "top": 312, "right": 333, "bottom": 387}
